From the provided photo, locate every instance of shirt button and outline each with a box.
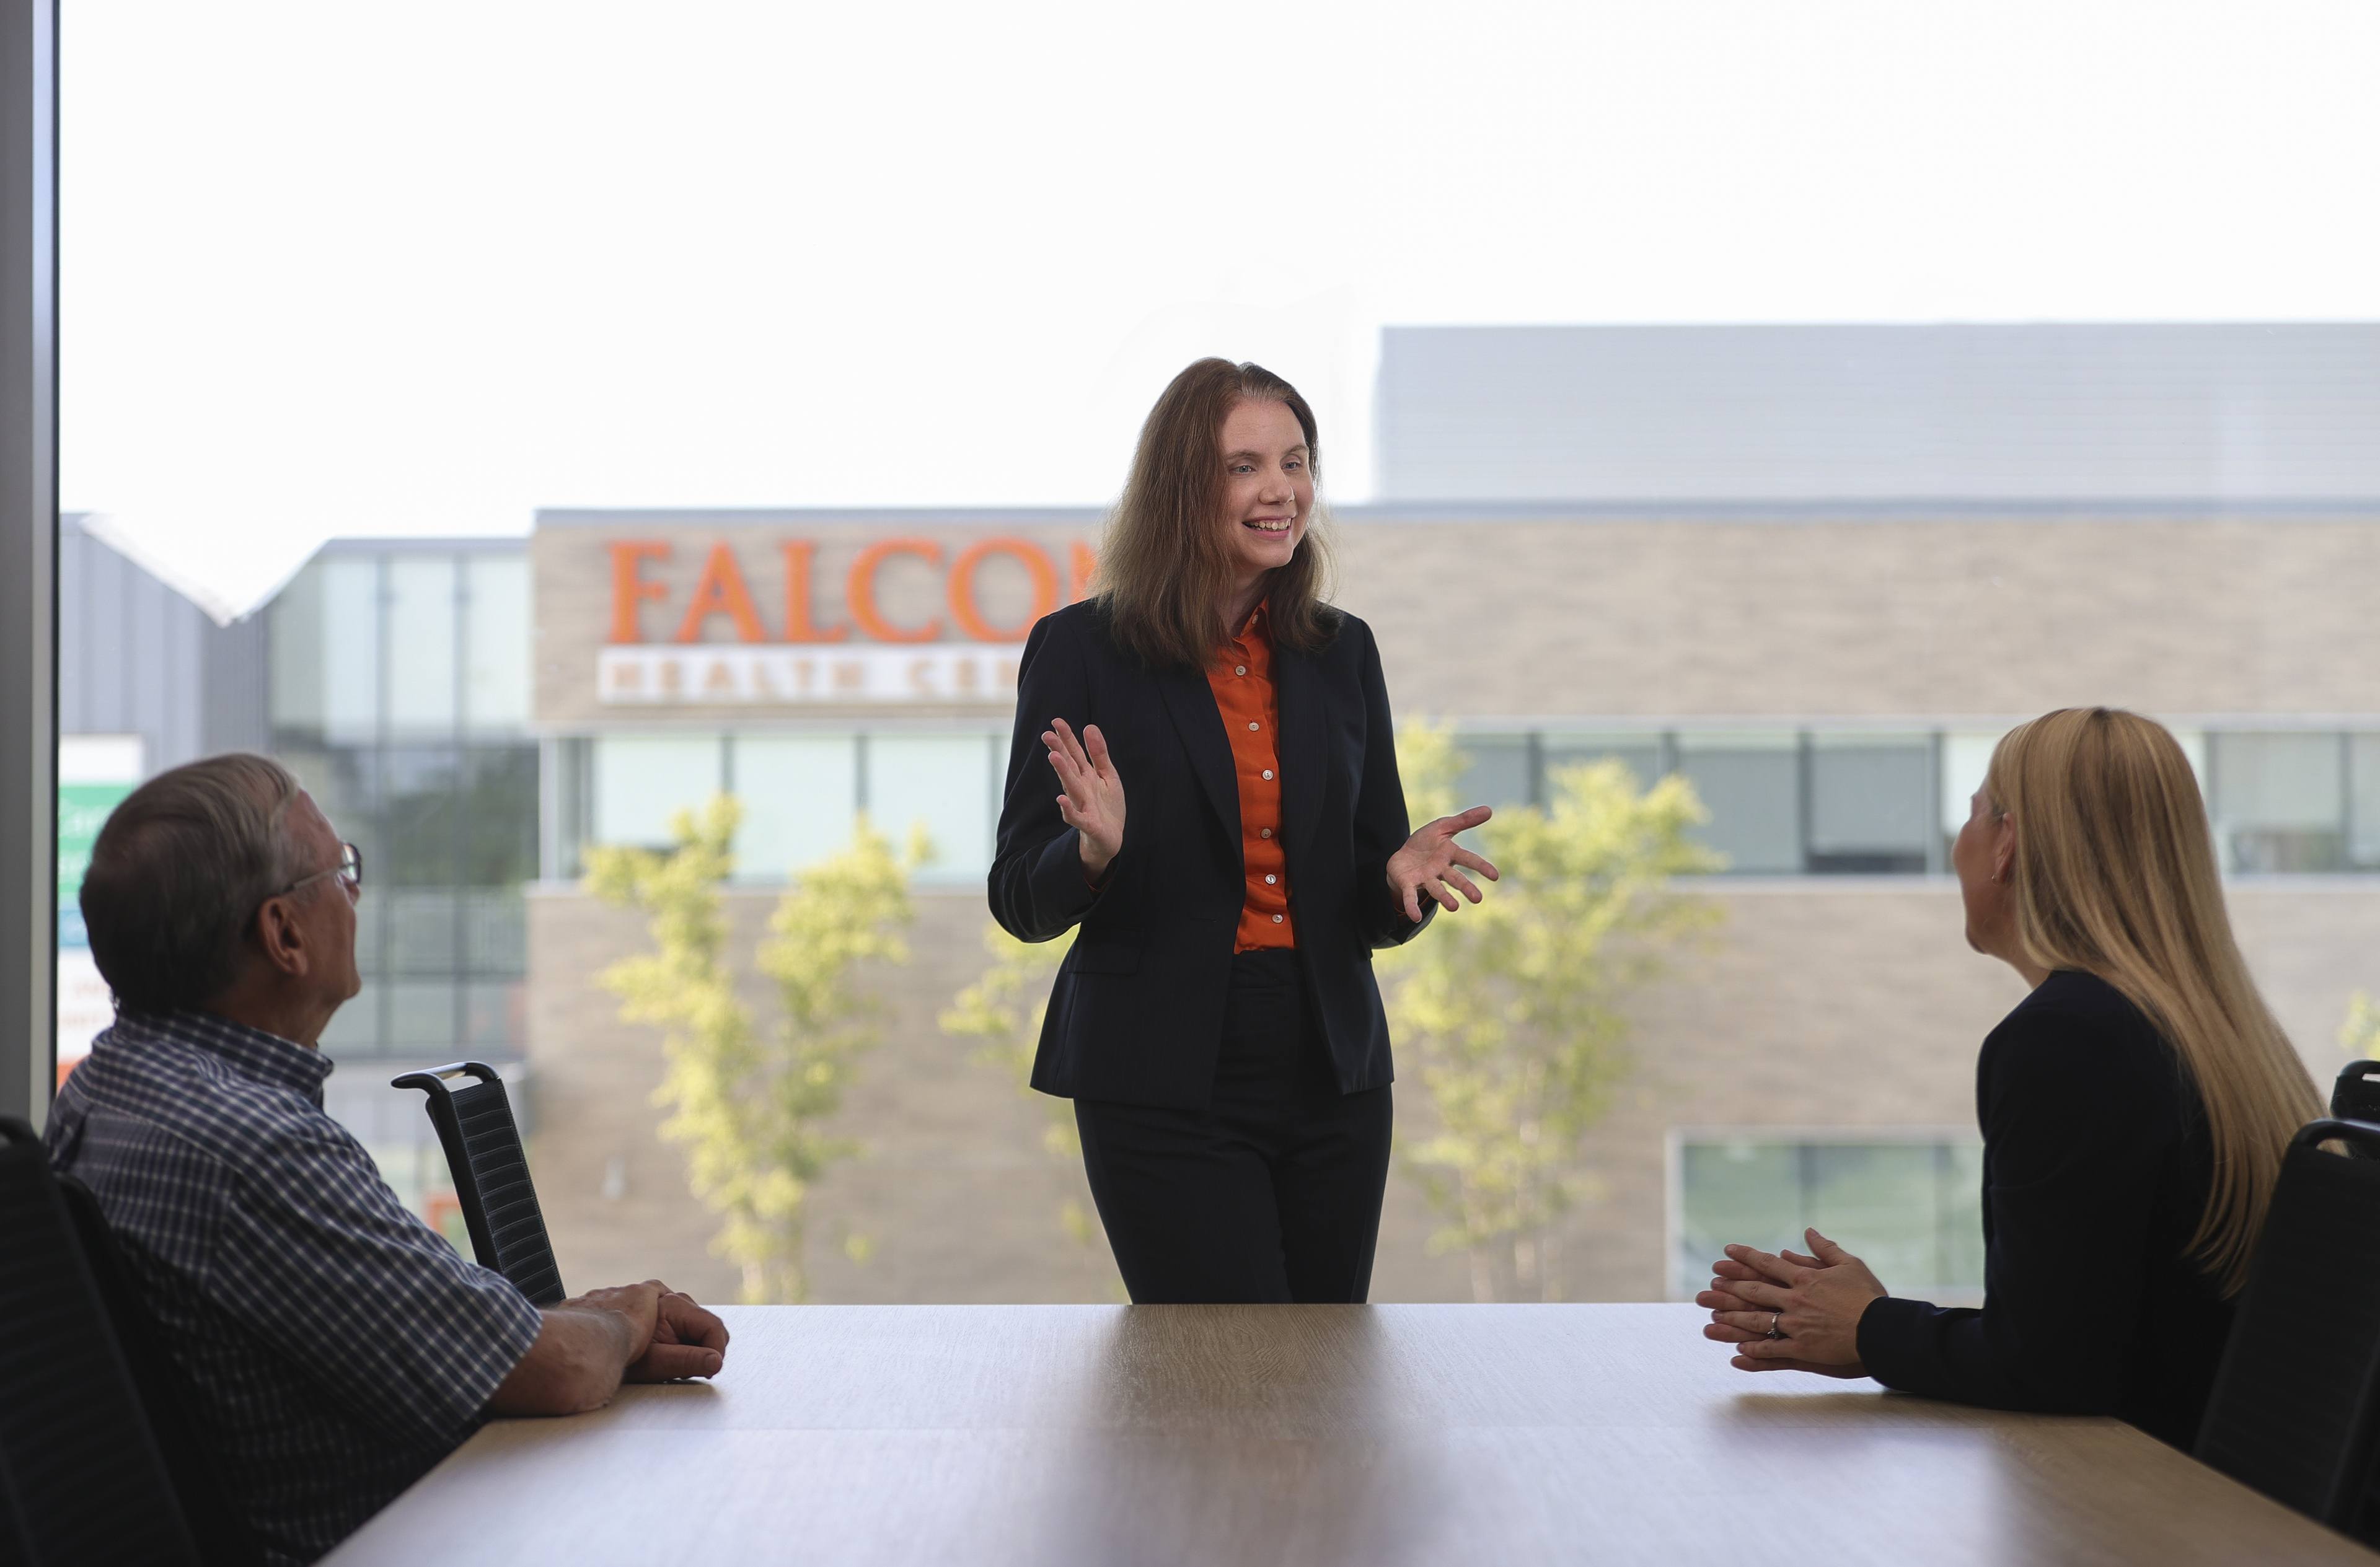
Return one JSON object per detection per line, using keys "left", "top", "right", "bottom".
{"left": 1235, "top": 665, "right": 1248, "bottom": 676}
{"left": 1259, "top": 828, "right": 1272, "bottom": 838}
{"left": 1248, "top": 721, "right": 1260, "bottom": 731}
{"left": 1272, "top": 914, "right": 1284, "bottom": 923}
{"left": 1265, "top": 874, "right": 1277, "bottom": 884}
{"left": 1262, "top": 769, "right": 1273, "bottom": 781}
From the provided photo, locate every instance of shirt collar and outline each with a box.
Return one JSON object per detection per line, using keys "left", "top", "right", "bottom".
{"left": 117, "top": 1007, "right": 336, "bottom": 1101}
{"left": 1230, "top": 597, "right": 1272, "bottom": 643}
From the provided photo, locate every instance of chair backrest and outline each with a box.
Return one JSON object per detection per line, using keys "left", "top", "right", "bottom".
{"left": 0, "top": 1117, "right": 201, "bottom": 1566}
{"left": 2196, "top": 1118, "right": 2380, "bottom": 1534}
{"left": 56, "top": 1174, "right": 263, "bottom": 1565}
{"left": 391, "top": 1061, "right": 565, "bottom": 1305}
{"left": 2334, "top": 1063, "right": 2380, "bottom": 1152}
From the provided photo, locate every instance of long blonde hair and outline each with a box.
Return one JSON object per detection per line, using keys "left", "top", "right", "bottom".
{"left": 1987, "top": 708, "right": 2322, "bottom": 1295}
{"left": 1097, "top": 358, "right": 1338, "bottom": 670}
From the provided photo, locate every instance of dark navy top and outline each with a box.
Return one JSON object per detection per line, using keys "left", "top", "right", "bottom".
{"left": 1857, "top": 970, "right": 2232, "bottom": 1449}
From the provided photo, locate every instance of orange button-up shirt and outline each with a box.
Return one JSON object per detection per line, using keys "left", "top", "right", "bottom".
{"left": 1209, "top": 602, "right": 1295, "bottom": 951}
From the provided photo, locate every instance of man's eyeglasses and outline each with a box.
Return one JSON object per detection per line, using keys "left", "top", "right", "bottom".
{"left": 279, "top": 841, "right": 363, "bottom": 900}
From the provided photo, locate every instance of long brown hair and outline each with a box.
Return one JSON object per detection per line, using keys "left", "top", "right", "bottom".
{"left": 1096, "top": 358, "right": 1337, "bottom": 670}
{"left": 1986, "top": 708, "right": 2322, "bottom": 1295}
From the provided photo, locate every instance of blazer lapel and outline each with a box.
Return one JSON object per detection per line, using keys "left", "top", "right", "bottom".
{"left": 1272, "top": 641, "right": 1328, "bottom": 867}
{"left": 1157, "top": 665, "right": 1240, "bottom": 848}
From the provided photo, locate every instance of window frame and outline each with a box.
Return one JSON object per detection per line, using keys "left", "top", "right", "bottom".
{"left": 1, "top": 0, "right": 58, "bottom": 1124}
{"left": 1664, "top": 1125, "right": 1986, "bottom": 1306}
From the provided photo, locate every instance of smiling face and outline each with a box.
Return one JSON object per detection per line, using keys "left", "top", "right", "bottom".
{"left": 1216, "top": 397, "right": 1315, "bottom": 591}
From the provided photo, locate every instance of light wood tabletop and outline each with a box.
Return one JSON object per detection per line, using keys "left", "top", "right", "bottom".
{"left": 327, "top": 1303, "right": 2374, "bottom": 1566}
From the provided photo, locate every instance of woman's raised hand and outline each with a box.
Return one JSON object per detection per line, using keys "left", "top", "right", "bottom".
{"left": 1386, "top": 805, "right": 1502, "bottom": 924}
{"left": 1045, "top": 718, "right": 1126, "bottom": 880}
{"left": 1696, "top": 1229, "right": 1886, "bottom": 1377}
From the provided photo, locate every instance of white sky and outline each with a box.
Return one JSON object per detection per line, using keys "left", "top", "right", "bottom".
{"left": 61, "top": 0, "right": 2380, "bottom": 615}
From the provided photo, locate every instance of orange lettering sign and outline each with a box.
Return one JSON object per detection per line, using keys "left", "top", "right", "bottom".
{"left": 607, "top": 534, "right": 1099, "bottom": 647}
{"left": 848, "top": 538, "right": 944, "bottom": 644}
{"left": 608, "top": 541, "right": 671, "bottom": 643}
{"left": 781, "top": 542, "right": 850, "bottom": 643}
{"left": 948, "top": 538, "right": 1059, "bottom": 643}
{"left": 674, "top": 543, "right": 767, "bottom": 644}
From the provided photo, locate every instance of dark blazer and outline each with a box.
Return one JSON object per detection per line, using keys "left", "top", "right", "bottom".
{"left": 989, "top": 599, "right": 1430, "bottom": 1110}
{"left": 1856, "top": 969, "right": 2231, "bottom": 1449}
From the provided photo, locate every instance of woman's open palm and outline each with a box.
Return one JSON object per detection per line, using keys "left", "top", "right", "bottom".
{"left": 1387, "top": 805, "right": 1501, "bottom": 923}
{"left": 1045, "top": 718, "right": 1126, "bottom": 878}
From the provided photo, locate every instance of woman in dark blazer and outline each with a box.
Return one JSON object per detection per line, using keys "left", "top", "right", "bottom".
{"left": 989, "top": 358, "right": 1497, "bottom": 1304}
{"left": 1698, "top": 708, "right": 2324, "bottom": 1449}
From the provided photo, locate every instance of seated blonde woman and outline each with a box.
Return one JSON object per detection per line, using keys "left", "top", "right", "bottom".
{"left": 1699, "top": 707, "right": 2322, "bottom": 1449}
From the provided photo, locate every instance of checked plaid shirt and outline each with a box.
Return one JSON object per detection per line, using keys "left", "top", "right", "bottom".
{"left": 46, "top": 1009, "right": 543, "bottom": 1566}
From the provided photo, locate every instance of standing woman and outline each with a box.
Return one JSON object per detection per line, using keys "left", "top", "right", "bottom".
{"left": 990, "top": 358, "right": 1497, "bottom": 1304}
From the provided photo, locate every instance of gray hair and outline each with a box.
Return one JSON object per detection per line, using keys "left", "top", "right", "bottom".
{"left": 81, "top": 753, "right": 308, "bottom": 1015}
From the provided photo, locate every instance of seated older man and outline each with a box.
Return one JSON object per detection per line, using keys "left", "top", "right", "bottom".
{"left": 46, "top": 753, "right": 729, "bottom": 1566}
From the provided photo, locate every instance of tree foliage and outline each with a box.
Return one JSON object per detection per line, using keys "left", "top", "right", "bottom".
{"left": 588, "top": 797, "right": 922, "bottom": 1303}
{"left": 2343, "top": 990, "right": 2380, "bottom": 1060}
{"left": 940, "top": 923, "right": 1121, "bottom": 1286}
{"left": 1380, "top": 722, "right": 1721, "bottom": 1302}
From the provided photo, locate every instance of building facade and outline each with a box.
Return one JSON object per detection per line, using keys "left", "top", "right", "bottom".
{"left": 59, "top": 324, "right": 2380, "bottom": 1305}
{"left": 518, "top": 504, "right": 2380, "bottom": 1305}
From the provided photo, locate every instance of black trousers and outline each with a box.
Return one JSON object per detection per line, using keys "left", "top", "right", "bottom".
{"left": 1073, "top": 949, "right": 1393, "bottom": 1304}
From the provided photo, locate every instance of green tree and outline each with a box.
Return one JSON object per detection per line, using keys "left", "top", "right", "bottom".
{"left": 589, "top": 799, "right": 923, "bottom": 1303}
{"left": 2342, "top": 990, "right": 2380, "bottom": 1060}
{"left": 1381, "top": 722, "right": 1721, "bottom": 1302}
{"left": 940, "top": 923, "right": 1121, "bottom": 1289}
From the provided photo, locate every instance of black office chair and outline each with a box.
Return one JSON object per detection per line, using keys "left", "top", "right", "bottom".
{"left": 2334, "top": 1062, "right": 2380, "bottom": 1150}
{"left": 392, "top": 1061, "right": 566, "bottom": 1305}
{"left": 2195, "top": 1117, "right": 2380, "bottom": 1540}
{"left": 57, "top": 1173, "right": 263, "bottom": 1565}
{"left": 0, "top": 1117, "right": 202, "bottom": 1566}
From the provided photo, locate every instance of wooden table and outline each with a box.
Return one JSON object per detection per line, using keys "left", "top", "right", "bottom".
{"left": 328, "top": 1304, "right": 2373, "bottom": 1566}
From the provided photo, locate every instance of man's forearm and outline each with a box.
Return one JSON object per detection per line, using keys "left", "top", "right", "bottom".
{"left": 485, "top": 1304, "right": 636, "bottom": 1416}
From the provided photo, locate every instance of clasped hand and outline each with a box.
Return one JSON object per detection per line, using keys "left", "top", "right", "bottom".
{"left": 576, "top": 1280, "right": 731, "bottom": 1382}
{"left": 1696, "top": 1228, "right": 1885, "bottom": 1377}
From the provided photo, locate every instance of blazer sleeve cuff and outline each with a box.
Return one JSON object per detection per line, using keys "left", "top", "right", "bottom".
{"left": 1854, "top": 1294, "right": 1938, "bottom": 1393}
{"left": 1365, "top": 867, "right": 1435, "bottom": 949}
{"left": 1026, "top": 827, "right": 1103, "bottom": 931}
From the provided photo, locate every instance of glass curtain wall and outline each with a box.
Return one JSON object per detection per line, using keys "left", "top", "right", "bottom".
{"left": 563, "top": 729, "right": 1005, "bottom": 887}
{"left": 1674, "top": 1136, "right": 1987, "bottom": 1303}
{"left": 269, "top": 546, "right": 537, "bottom": 1061}
{"left": 1456, "top": 725, "right": 2380, "bottom": 879}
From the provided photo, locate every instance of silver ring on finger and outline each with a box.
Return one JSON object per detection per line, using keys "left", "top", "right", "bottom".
{"left": 1766, "top": 1311, "right": 1783, "bottom": 1340}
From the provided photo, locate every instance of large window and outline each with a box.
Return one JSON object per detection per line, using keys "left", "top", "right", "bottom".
{"left": 2211, "top": 731, "right": 2348, "bottom": 874}
{"left": 1460, "top": 722, "right": 2380, "bottom": 880}
{"left": 866, "top": 734, "right": 1000, "bottom": 884}
{"left": 1453, "top": 733, "right": 1534, "bottom": 811}
{"left": 734, "top": 735, "right": 861, "bottom": 884}
{"left": 1673, "top": 1135, "right": 1986, "bottom": 1304}
{"left": 50, "top": 10, "right": 2378, "bottom": 1325}
{"left": 1674, "top": 732, "right": 1803, "bottom": 874}
{"left": 1542, "top": 731, "right": 1664, "bottom": 791}
{"left": 1807, "top": 732, "right": 1933, "bottom": 875}
{"left": 571, "top": 729, "right": 1004, "bottom": 886}
{"left": 2355, "top": 735, "right": 2380, "bottom": 871}
{"left": 271, "top": 548, "right": 538, "bottom": 1061}
{"left": 592, "top": 734, "right": 724, "bottom": 849}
